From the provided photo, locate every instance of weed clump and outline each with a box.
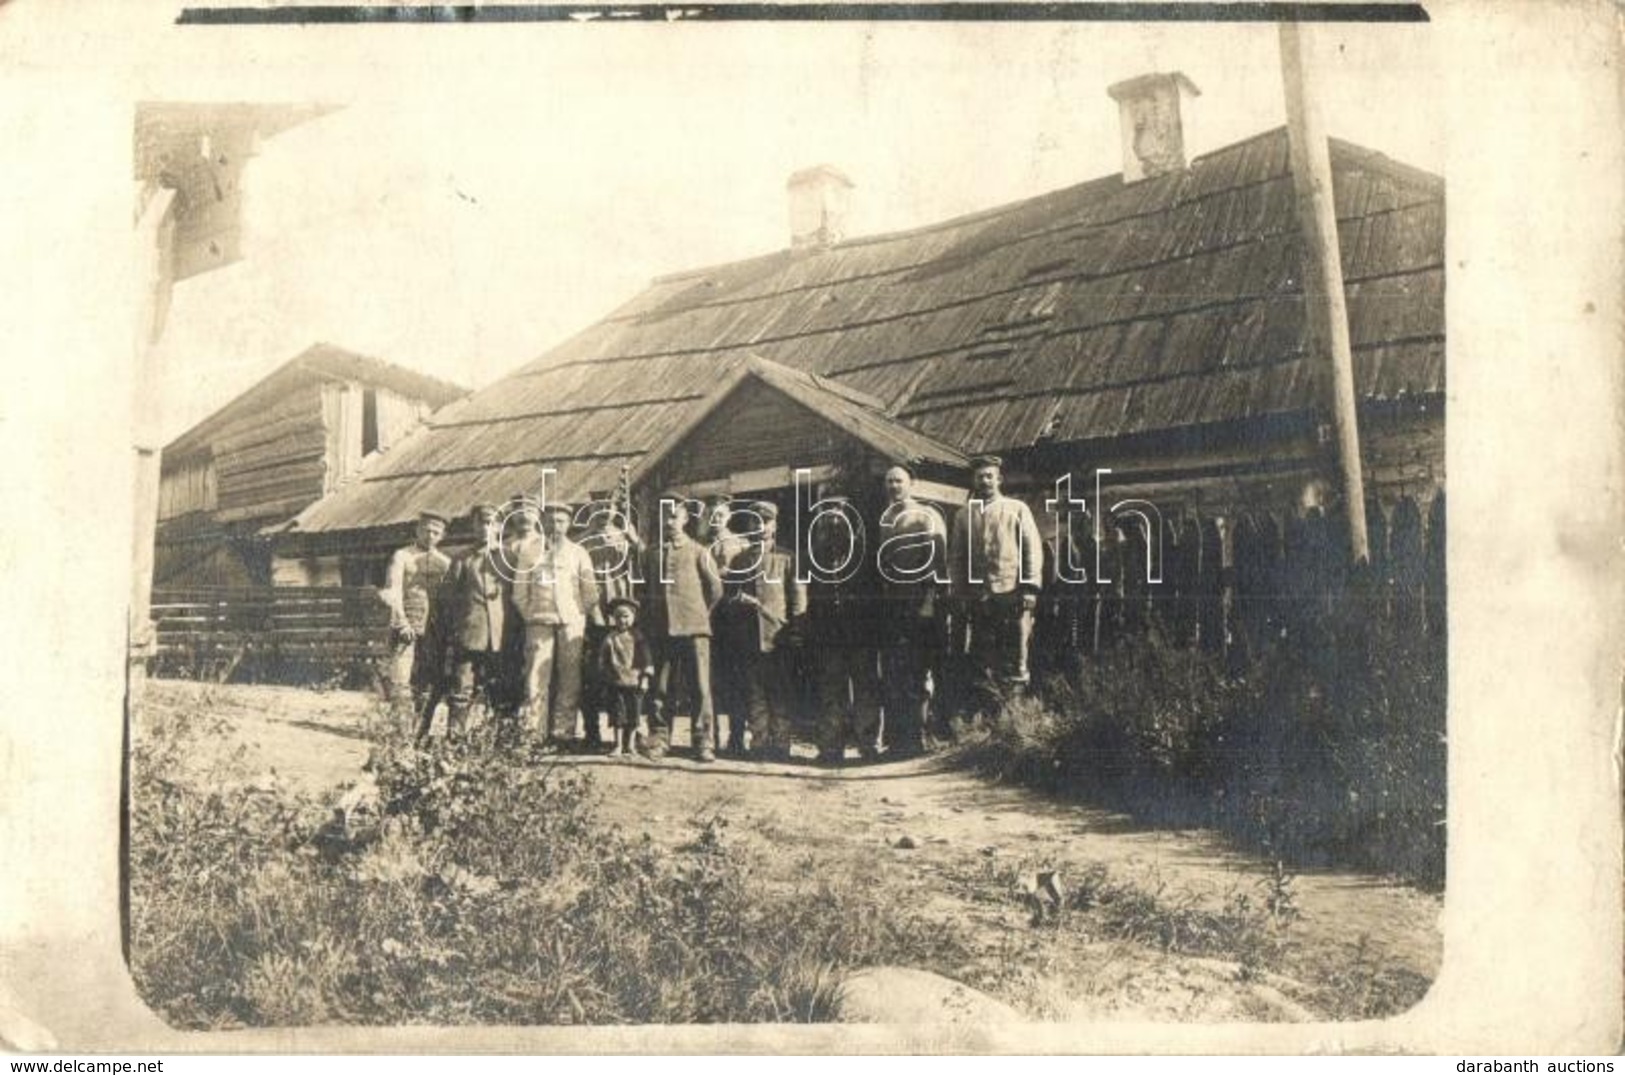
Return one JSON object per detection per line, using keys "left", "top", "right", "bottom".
{"left": 128, "top": 706, "right": 953, "bottom": 1028}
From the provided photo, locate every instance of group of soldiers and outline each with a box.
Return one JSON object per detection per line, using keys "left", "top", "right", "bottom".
{"left": 380, "top": 454, "right": 1044, "bottom": 765}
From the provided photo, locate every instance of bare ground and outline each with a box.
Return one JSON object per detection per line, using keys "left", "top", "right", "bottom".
{"left": 142, "top": 679, "right": 1442, "bottom": 1024}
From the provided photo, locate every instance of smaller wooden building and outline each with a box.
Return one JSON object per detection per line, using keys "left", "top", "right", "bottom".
{"left": 155, "top": 344, "right": 466, "bottom": 589}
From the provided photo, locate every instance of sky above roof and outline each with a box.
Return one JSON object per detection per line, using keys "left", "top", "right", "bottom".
{"left": 144, "top": 18, "right": 1441, "bottom": 442}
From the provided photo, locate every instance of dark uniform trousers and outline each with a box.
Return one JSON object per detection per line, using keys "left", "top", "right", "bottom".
{"left": 715, "top": 545, "right": 804, "bottom": 753}
{"left": 581, "top": 622, "right": 611, "bottom": 745}
{"left": 880, "top": 604, "right": 939, "bottom": 750}
{"left": 740, "top": 648, "right": 798, "bottom": 751}
{"left": 716, "top": 640, "right": 795, "bottom": 751}
{"left": 814, "top": 643, "right": 880, "bottom": 757}
{"left": 650, "top": 636, "right": 714, "bottom": 752}
{"left": 397, "top": 629, "right": 445, "bottom": 730}
{"left": 803, "top": 580, "right": 882, "bottom": 757}
{"left": 712, "top": 636, "right": 749, "bottom": 751}
{"left": 936, "top": 600, "right": 976, "bottom": 725}
{"left": 419, "top": 547, "right": 510, "bottom": 741}
{"left": 419, "top": 648, "right": 502, "bottom": 740}
{"left": 966, "top": 591, "right": 1035, "bottom": 713}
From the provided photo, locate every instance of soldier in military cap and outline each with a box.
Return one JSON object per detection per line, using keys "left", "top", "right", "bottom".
{"left": 419, "top": 502, "right": 508, "bottom": 742}
{"left": 381, "top": 509, "right": 452, "bottom": 728}
{"left": 947, "top": 454, "right": 1044, "bottom": 714}
{"left": 715, "top": 500, "right": 806, "bottom": 760}
{"left": 697, "top": 493, "right": 751, "bottom": 750}
{"left": 490, "top": 492, "right": 542, "bottom": 743}
{"left": 642, "top": 490, "right": 725, "bottom": 761}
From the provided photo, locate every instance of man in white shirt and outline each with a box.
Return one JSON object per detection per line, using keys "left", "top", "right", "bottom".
{"left": 510, "top": 501, "right": 600, "bottom": 748}
{"left": 948, "top": 455, "right": 1043, "bottom": 707}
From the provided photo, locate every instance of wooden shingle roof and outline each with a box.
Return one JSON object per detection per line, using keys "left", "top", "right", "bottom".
{"left": 166, "top": 343, "right": 469, "bottom": 459}
{"left": 290, "top": 127, "right": 1443, "bottom": 535}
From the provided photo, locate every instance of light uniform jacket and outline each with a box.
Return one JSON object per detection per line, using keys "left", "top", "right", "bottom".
{"left": 509, "top": 534, "right": 599, "bottom": 634}
{"left": 383, "top": 545, "right": 451, "bottom": 633}
{"left": 949, "top": 494, "right": 1044, "bottom": 596}
{"left": 720, "top": 545, "right": 806, "bottom": 653}
{"left": 442, "top": 545, "right": 508, "bottom": 652}
{"left": 642, "top": 533, "right": 725, "bottom": 639}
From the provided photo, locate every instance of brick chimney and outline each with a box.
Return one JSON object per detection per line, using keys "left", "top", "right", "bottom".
{"left": 787, "top": 164, "right": 853, "bottom": 251}
{"left": 1106, "top": 72, "right": 1201, "bottom": 183}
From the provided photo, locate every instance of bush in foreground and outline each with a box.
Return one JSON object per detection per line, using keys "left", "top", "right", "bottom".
{"left": 128, "top": 708, "right": 957, "bottom": 1028}
{"left": 961, "top": 590, "right": 1446, "bottom": 889}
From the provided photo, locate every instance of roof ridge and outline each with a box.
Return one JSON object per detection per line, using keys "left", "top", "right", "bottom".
{"left": 519, "top": 129, "right": 1442, "bottom": 383}
{"left": 1188, "top": 124, "right": 1287, "bottom": 168}
{"left": 648, "top": 127, "right": 1300, "bottom": 290}
{"left": 167, "top": 343, "right": 466, "bottom": 457}
{"left": 605, "top": 176, "right": 1303, "bottom": 331}
{"left": 744, "top": 354, "right": 888, "bottom": 413}
{"left": 624, "top": 353, "right": 967, "bottom": 491}
{"left": 295, "top": 342, "right": 470, "bottom": 398}
{"left": 1328, "top": 136, "right": 1445, "bottom": 193}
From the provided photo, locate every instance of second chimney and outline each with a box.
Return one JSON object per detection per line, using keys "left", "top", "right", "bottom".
{"left": 1106, "top": 72, "right": 1201, "bottom": 183}
{"left": 787, "top": 164, "right": 854, "bottom": 251}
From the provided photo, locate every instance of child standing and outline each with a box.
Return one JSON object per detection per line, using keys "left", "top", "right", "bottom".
{"left": 597, "top": 596, "right": 654, "bottom": 756}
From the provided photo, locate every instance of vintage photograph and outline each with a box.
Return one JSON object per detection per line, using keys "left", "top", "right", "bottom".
{"left": 125, "top": 18, "right": 1448, "bottom": 1032}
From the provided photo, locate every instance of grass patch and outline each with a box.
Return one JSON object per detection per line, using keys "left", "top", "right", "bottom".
{"left": 936, "top": 853, "right": 1296, "bottom": 977}
{"left": 934, "top": 851, "right": 1426, "bottom": 1020}
{"left": 127, "top": 700, "right": 962, "bottom": 1028}
{"left": 957, "top": 581, "right": 1446, "bottom": 890}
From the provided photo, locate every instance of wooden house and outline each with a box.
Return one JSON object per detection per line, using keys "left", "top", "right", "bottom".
{"left": 155, "top": 343, "right": 466, "bottom": 589}
{"left": 277, "top": 74, "right": 1445, "bottom": 645}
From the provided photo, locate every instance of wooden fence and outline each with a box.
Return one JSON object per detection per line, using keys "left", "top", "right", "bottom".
{"left": 150, "top": 585, "right": 392, "bottom": 684}
{"left": 1035, "top": 494, "right": 1448, "bottom": 675}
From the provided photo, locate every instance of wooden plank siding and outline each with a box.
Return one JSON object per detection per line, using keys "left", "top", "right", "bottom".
{"left": 322, "top": 380, "right": 436, "bottom": 494}
{"left": 654, "top": 379, "right": 871, "bottom": 484}
{"left": 157, "top": 452, "right": 216, "bottom": 520}
{"left": 156, "top": 347, "right": 467, "bottom": 590}
{"left": 211, "top": 380, "right": 330, "bottom": 523}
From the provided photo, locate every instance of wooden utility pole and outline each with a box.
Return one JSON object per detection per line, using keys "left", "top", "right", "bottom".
{"left": 1279, "top": 21, "right": 1371, "bottom": 565}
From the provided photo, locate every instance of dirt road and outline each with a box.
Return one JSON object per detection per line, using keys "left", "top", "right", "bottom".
{"left": 147, "top": 680, "right": 1442, "bottom": 1022}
